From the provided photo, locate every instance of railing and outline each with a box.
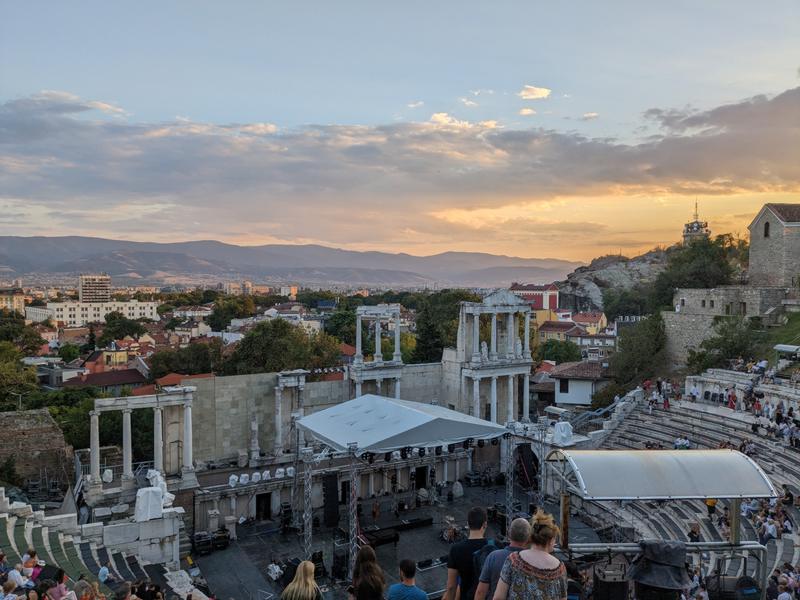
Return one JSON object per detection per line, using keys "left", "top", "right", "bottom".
{"left": 570, "top": 390, "right": 636, "bottom": 433}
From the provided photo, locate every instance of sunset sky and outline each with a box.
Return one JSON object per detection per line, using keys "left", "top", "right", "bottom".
{"left": 1, "top": 1, "right": 799, "bottom": 261}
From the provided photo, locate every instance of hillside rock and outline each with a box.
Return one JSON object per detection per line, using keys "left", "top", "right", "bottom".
{"left": 558, "top": 247, "right": 670, "bottom": 310}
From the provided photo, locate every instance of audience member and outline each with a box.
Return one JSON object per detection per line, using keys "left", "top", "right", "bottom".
{"left": 475, "top": 518, "right": 531, "bottom": 600}
{"left": 446, "top": 507, "right": 488, "bottom": 600}
{"left": 387, "top": 560, "right": 426, "bottom": 600}
{"left": 282, "top": 561, "right": 321, "bottom": 600}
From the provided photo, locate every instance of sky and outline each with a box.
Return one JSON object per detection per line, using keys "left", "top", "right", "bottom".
{"left": 1, "top": 1, "right": 799, "bottom": 261}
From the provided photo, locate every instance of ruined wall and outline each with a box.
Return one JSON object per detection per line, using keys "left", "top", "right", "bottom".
{"left": 749, "top": 209, "right": 800, "bottom": 288}
{"left": 0, "top": 409, "right": 73, "bottom": 487}
{"left": 662, "top": 311, "right": 718, "bottom": 367}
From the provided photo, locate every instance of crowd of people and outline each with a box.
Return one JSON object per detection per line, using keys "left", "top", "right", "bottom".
{"left": 280, "top": 507, "right": 572, "bottom": 600}
{"left": 0, "top": 551, "right": 182, "bottom": 600}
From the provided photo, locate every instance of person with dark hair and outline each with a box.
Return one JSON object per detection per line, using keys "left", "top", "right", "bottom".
{"left": 446, "top": 506, "right": 488, "bottom": 600}
{"left": 492, "top": 510, "right": 567, "bottom": 600}
{"left": 387, "top": 560, "right": 426, "bottom": 600}
{"left": 349, "top": 546, "right": 385, "bottom": 600}
{"left": 46, "top": 569, "right": 68, "bottom": 600}
{"left": 475, "top": 518, "right": 531, "bottom": 600}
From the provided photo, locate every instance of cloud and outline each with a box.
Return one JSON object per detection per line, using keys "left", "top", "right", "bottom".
{"left": 459, "top": 97, "right": 479, "bottom": 107}
{"left": 469, "top": 89, "right": 495, "bottom": 96}
{"left": 407, "top": 101, "right": 424, "bottom": 108}
{"left": 580, "top": 112, "right": 599, "bottom": 121}
{"left": 519, "top": 108, "right": 537, "bottom": 116}
{"left": 517, "top": 85, "right": 552, "bottom": 100}
{"left": 0, "top": 87, "right": 798, "bottom": 255}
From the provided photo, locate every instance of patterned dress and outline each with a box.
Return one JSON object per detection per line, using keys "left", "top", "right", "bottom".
{"left": 499, "top": 553, "right": 568, "bottom": 600}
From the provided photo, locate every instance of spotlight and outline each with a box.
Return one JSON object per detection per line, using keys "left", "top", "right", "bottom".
{"left": 491, "top": 438, "right": 499, "bottom": 446}
{"left": 448, "top": 444, "right": 456, "bottom": 453}
{"left": 384, "top": 452, "right": 392, "bottom": 462}
{"left": 367, "top": 453, "right": 375, "bottom": 464}
{"left": 462, "top": 440, "right": 469, "bottom": 450}
{"left": 478, "top": 439, "right": 485, "bottom": 448}
{"left": 419, "top": 448, "right": 426, "bottom": 458}
{"left": 400, "top": 448, "right": 408, "bottom": 460}
{"left": 435, "top": 446, "right": 443, "bottom": 456}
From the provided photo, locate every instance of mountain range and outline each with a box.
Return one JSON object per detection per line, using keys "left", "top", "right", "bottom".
{"left": 0, "top": 236, "right": 582, "bottom": 288}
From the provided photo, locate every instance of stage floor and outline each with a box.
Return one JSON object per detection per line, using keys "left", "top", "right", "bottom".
{"left": 196, "top": 484, "right": 600, "bottom": 599}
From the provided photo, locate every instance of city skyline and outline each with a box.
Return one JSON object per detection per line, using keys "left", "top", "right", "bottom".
{"left": 1, "top": 1, "right": 799, "bottom": 260}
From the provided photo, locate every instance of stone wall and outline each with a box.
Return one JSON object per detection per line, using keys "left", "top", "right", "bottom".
{"left": 662, "top": 311, "right": 718, "bottom": 367}
{"left": 672, "top": 286, "right": 786, "bottom": 318}
{"left": 0, "top": 409, "right": 73, "bottom": 487}
{"left": 749, "top": 208, "right": 800, "bottom": 288}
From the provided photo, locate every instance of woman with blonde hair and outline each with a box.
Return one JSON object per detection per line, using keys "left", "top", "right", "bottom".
{"left": 282, "top": 560, "right": 322, "bottom": 600}
{"left": 493, "top": 510, "right": 567, "bottom": 600}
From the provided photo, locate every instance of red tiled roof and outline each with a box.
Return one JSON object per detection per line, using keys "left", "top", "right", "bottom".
{"left": 550, "top": 360, "right": 607, "bottom": 381}
{"left": 765, "top": 203, "right": 800, "bottom": 224}
{"left": 155, "top": 372, "right": 215, "bottom": 387}
{"left": 131, "top": 384, "right": 156, "bottom": 396}
{"left": 573, "top": 312, "right": 605, "bottom": 324}
{"left": 63, "top": 368, "right": 147, "bottom": 388}
{"left": 538, "top": 321, "right": 577, "bottom": 333}
{"left": 510, "top": 283, "right": 558, "bottom": 292}
{"left": 339, "top": 342, "right": 356, "bottom": 356}
{"left": 535, "top": 362, "right": 555, "bottom": 373}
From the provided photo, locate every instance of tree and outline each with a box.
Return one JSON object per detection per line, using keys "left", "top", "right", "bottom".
{"left": 650, "top": 236, "right": 736, "bottom": 310}
{"left": 686, "top": 317, "right": 764, "bottom": 374}
{"left": 149, "top": 339, "right": 223, "bottom": 380}
{"left": 610, "top": 313, "right": 666, "bottom": 385}
{"left": 0, "top": 342, "right": 21, "bottom": 364}
{"left": 535, "top": 339, "right": 582, "bottom": 364}
{"left": 222, "top": 319, "right": 340, "bottom": 374}
{"left": 98, "top": 312, "right": 146, "bottom": 345}
{"left": 325, "top": 308, "right": 358, "bottom": 345}
{"left": 602, "top": 286, "right": 650, "bottom": 321}
{"left": 0, "top": 360, "right": 38, "bottom": 410}
{"left": 207, "top": 296, "right": 257, "bottom": 331}
{"left": 81, "top": 327, "right": 97, "bottom": 354}
{"left": 58, "top": 343, "right": 81, "bottom": 363}
{"left": 411, "top": 301, "right": 444, "bottom": 363}
{"left": 591, "top": 382, "right": 628, "bottom": 410}
{"left": 0, "top": 310, "right": 45, "bottom": 355}
{"left": 382, "top": 332, "right": 416, "bottom": 363}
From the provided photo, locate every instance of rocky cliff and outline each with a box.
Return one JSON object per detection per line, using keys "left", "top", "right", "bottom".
{"left": 558, "top": 247, "right": 671, "bottom": 310}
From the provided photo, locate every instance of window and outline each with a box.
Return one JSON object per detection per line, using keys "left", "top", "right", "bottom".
{"left": 701, "top": 300, "right": 706, "bottom": 308}
{"left": 764, "top": 221, "right": 770, "bottom": 238}
{"left": 680, "top": 298, "right": 685, "bottom": 307}
{"left": 725, "top": 304, "right": 731, "bottom": 315}
{"left": 559, "top": 379, "right": 569, "bottom": 394}
{"left": 710, "top": 300, "right": 715, "bottom": 308}
{"left": 484, "top": 405, "right": 491, "bottom": 421}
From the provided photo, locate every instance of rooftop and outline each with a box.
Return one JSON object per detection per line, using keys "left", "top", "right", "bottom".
{"left": 510, "top": 282, "right": 558, "bottom": 291}
{"left": 765, "top": 203, "right": 800, "bottom": 224}
{"left": 63, "top": 368, "right": 147, "bottom": 388}
{"left": 550, "top": 360, "right": 607, "bottom": 380}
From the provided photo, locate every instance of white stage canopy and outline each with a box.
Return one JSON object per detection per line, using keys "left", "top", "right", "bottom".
{"left": 297, "top": 394, "right": 507, "bottom": 454}
{"left": 547, "top": 449, "right": 777, "bottom": 500}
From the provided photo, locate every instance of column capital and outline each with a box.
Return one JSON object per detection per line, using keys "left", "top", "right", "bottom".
{"left": 183, "top": 400, "right": 193, "bottom": 409}
{"left": 89, "top": 410, "right": 99, "bottom": 418}
{"left": 491, "top": 375, "right": 497, "bottom": 381}
{"left": 122, "top": 408, "right": 132, "bottom": 415}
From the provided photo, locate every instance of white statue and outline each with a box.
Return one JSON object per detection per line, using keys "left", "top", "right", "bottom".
{"left": 515, "top": 337, "right": 523, "bottom": 357}
{"left": 480, "top": 341, "right": 489, "bottom": 361}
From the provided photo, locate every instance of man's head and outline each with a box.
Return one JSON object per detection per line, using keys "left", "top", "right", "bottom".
{"left": 467, "top": 506, "right": 487, "bottom": 532}
{"left": 508, "top": 518, "right": 531, "bottom": 547}
{"left": 117, "top": 581, "right": 132, "bottom": 599}
{"left": 2, "top": 581, "right": 15, "bottom": 596}
{"left": 73, "top": 579, "right": 95, "bottom": 600}
{"left": 398, "top": 559, "right": 416, "bottom": 582}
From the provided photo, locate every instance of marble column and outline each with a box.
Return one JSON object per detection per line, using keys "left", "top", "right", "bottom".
{"left": 394, "top": 378, "right": 401, "bottom": 399}
{"left": 374, "top": 319, "right": 382, "bottom": 363}
{"left": 507, "top": 375, "right": 515, "bottom": 423}
{"left": 153, "top": 407, "right": 164, "bottom": 473}
{"left": 443, "top": 459, "right": 449, "bottom": 483}
{"left": 524, "top": 312, "right": 531, "bottom": 359}
{"left": 297, "top": 385, "right": 306, "bottom": 445}
{"left": 507, "top": 313, "right": 515, "bottom": 359}
{"left": 393, "top": 313, "right": 402, "bottom": 362}
{"left": 368, "top": 473, "right": 375, "bottom": 497}
{"left": 472, "top": 312, "right": 480, "bottom": 362}
{"left": 472, "top": 376, "right": 480, "bottom": 418}
{"left": 523, "top": 373, "right": 531, "bottom": 422}
{"left": 376, "top": 378, "right": 383, "bottom": 395}
{"left": 122, "top": 409, "right": 133, "bottom": 479}
{"left": 274, "top": 385, "right": 284, "bottom": 454}
{"left": 355, "top": 381, "right": 362, "bottom": 397}
{"left": 355, "top": 315, "right": 363, "bottom": 363}
{"left": 490, "top": 376, "right": 498, "bottom": 423}
{"left": 490, "top": 313, "right": 498, "bottom": 361}
{"left": 90, "top": 410, "right": 100, "bottom": 483}
{"left": 183, "top": 401, "right": 193, "bottom": 470}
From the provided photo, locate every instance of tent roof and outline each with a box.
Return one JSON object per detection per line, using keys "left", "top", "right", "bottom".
{"left": 297, "top": 394, "right": 507, "bottom": 454}
{"left": 547, "top": 449, "right": 777, "bottom": 500}
{"left": 774, "top": 344, "right": 800, "bottom": 353}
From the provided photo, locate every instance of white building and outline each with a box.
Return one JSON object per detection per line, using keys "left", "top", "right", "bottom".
{"left": 28, "top": 300, "right": 160, "bottom": 327}
{"left": 550, "top": 360, "right": 610, "bottom": 406}
{"left": 79, "top": 274, "right": 112, "bottom": 303}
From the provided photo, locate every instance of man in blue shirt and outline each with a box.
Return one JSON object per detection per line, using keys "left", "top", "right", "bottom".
{"left": 388, "top": 559, "right": 427, "bottom": 600}
{"left": 474, "top": 518, "right": 531, "bottom": 600}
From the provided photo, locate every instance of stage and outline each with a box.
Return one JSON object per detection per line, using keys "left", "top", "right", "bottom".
{"left": 194, "top": 483, "right": 601, "bottom": 599}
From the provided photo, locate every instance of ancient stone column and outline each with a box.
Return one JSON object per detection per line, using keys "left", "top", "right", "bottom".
{"left": 490, "top": 376, "right": 498, "bottom": 423}
{"left": 523, "top": 373, "right": 531, "bottom": 422}
{"left": 122, "top": 408, "right": 133, "bottom": 479}
{"left": 90, "top": 410, "right": 100, "bottom": 483}
{"left": 472, "top": 312, "right": 480, "bottom": 362}
{"left": 524, "top": 312, "right": 531, "bottom": 358}
{"left": 507, "top": 375, "right": 515, "bottom": 423}
{"left": 507, "top": 313, "right": 515, "bottom": 358}
{"left": 183, "top": 401, "right": 193, "bottom": 470}
{"left": 153, "top": 407, "right": 164, "bottom": 473}
{"left": 355, "top": 315, "right": 363, "bottom": 363}
{"left": 274, "top": 385, "right": 284, "bottom": 454}
{"left": 374, "top": 319, "right": 382, "bottom": 363}
{"left": 472, "top": 376, "right": 480, "bottom": 418}
{"left": 393, "top": 312, "right": 402, "bottom": 363}
{"left": 490, "top": 313, "right": 498, "bottom": 360}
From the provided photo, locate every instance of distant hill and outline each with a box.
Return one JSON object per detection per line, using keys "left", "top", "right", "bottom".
{"left": 0, "top": 236, "right": 581, "bottom": 288}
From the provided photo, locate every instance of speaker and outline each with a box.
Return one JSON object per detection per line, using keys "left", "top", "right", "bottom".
{"left": 633, "top": 583, "right": 680, "bottom": 600}
{"left": 281, "top": 557, "right": 301, "bottom": 587}
{"left": 311, "top": 550, "right": 325, "bottom": 578}
{"left": 323, "top": 472, "right": 339, "bottom": 528}
{"left": 332, "top": 550, "right": 348, "bottom": 580}
{"left": 594, "top": 567, "right": 629, "bottom": 600}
